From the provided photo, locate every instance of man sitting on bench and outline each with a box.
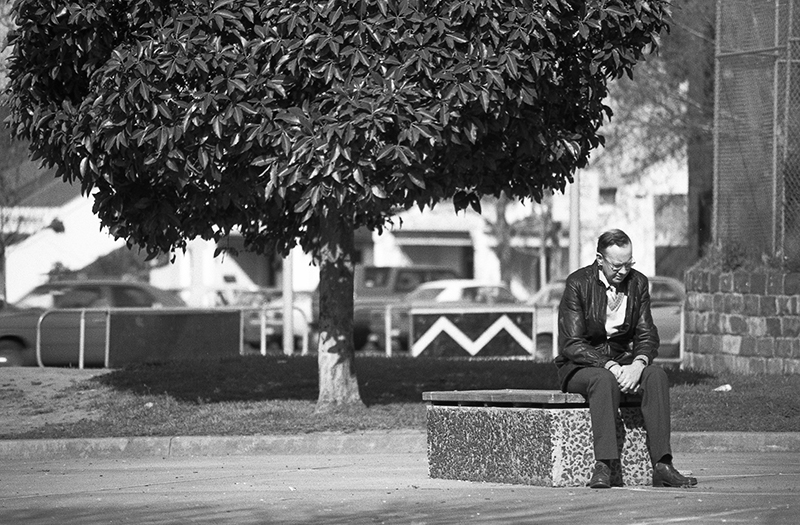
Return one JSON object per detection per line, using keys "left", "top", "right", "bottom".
{"left": 555, "top": 229, "right": 698, "bottom": 489}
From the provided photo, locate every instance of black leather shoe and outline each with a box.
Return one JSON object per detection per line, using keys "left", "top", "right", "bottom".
{"left": 588, "top": 461, "right": 611, "bottom": 489}
{"left": 653, "top": 462, "right": 698, "bottom": 488}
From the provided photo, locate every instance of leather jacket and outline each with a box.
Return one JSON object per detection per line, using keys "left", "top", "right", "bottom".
{"left": 554, "top": 262, "right": 659, "bottom": 391}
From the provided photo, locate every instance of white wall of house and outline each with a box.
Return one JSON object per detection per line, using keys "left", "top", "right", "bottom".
{"left": 373, "top": 204, "right": 501, "bottom": 282}
{"left": 149, "top": 239, "right": 319, "bottom": 307}
{"left": 565, "top": 156, "right": 688, "bottom": 277}
{"left": 5, "top": 196, "right": 124, "bottom": 302}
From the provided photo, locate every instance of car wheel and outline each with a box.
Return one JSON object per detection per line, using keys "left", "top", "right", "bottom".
{"left": 0, "top": 340, "right": 26, "bottom": 367}
{"left": 535, "top": 334, "right": 554, "bottom": 362}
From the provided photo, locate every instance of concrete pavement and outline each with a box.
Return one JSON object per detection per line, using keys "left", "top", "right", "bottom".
{"left": 1, "top": 450, "right": 799, "bottom": 524}
{"left": 1, "top": 432, "right": 800, "bottom": 524}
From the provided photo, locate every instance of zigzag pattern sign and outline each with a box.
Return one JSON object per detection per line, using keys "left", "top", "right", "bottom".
{"left": 411, "top": 313, "right": 535, "bottom": 357}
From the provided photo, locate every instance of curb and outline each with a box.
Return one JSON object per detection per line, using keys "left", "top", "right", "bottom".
{"left": 2, "top": 431, "right": 800, "bottom": 460}
{"left": 672, "top": 431, "right": 800, "bottom": 453}
{"left": 0, "top": 430, "right": 427, "bottom": 460}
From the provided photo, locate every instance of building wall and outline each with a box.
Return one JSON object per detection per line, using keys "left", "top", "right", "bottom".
{"left": 5, "top": 196, "right": 123, "bottom": 302}
{"left": 149, "top": 239, "right": 319, "bottom": 307}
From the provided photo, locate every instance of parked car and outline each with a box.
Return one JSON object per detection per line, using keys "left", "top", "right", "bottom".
{"left": 217, "top": 288, "right": 313, "bottom": 353}
{"left": 367, "top": 279, "right": 521, "bottom": 352}
{"left": 0, "top": 280, "right": 186, "bottom": 367}
{"left": 312, "top": 265, "right": 461, "bottom": 350}
{"left": 528, "top": 275, "right": 686, "bottom": 363}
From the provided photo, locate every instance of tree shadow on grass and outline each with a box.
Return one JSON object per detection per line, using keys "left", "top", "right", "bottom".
{"left": 93, "top": 354, "right": 715, "bottom": 406}
{"left": 93, "top": 354, "right": 562, "bottom": 405}
{"left": 664, "top": 366, "right": 716, "bottom": 386}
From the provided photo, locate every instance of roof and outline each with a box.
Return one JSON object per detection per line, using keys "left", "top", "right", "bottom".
{"left": 13, "top": 161, "right": 82, "bottom": 208}
{"left": 0, "top": 103, "right": 81, "bottom": 208}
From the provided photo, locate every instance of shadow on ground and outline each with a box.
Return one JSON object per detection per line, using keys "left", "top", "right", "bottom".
{"left": 92, "top": 355, "right": 569, "bottom": 405}
{"left": 92, "top": 355, "right": 714, "bottom": 406}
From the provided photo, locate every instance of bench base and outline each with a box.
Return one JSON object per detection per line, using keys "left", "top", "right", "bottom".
{"left": 427, "top": 404, "right": 653, "bottom": 487}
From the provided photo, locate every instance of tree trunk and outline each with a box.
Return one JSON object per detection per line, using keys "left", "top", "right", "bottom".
{"left": 315, "top": 209, "right": 363, "bottom": 412}
{"left": 493, "top": 194, "right": 514, "bottom": 287}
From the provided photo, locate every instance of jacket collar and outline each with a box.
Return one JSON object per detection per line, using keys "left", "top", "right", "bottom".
{"left": 592, "top": 261, "right": 632, "bottom": 293}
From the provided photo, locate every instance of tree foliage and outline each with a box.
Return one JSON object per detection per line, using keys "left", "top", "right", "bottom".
{"left": 6, "top": 0, "right": 670, "bottom": 260}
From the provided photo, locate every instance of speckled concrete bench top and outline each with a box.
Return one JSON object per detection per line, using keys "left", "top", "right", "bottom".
{"left": 422, "top": 389, "right": 642, "bottom": 407}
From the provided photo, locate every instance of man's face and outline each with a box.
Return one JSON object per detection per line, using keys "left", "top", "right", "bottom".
{"left": 597, "top": 243, "right": 634, "bottom": 286}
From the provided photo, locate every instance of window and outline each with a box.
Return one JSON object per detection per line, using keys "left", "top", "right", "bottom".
{"left": 56, "top": 287, "right": 105, "bottom": 308}
{"left": 113, "top": 287, "right": 156, "bottom": 307}
{"left": 395, "top": 270, "right": 423, "bottom": 293}
{"left": 363, "top": 267, "right": 390, "bottom": 288}
{"left": 599, "top": 187, "right": 617, "bottom": 206}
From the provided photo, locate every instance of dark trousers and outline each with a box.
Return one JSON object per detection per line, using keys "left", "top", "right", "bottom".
{"left": 565, "top": 366, "right": 672, "bottom": 465}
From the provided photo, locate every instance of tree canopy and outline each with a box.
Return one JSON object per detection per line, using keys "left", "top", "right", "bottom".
{"left": 6, "top": 0, "right": 670, "bottom": 260}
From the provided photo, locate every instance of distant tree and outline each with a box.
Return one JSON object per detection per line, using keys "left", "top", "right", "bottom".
{"left": 0, "top": 1, "right": 18, "bottom": 304}
{"left": 591, "top": 0, "right": 714, "bottom": 184}
{"left": 0, "top": 1, "right": 12, "bottom": 92}
{"left": 484, "top": 194, "right": 560, "bottom": 290}
{"left": 0, "top": 0, "right": 45, "bottom": 306}
{"left": 5, "top": 0, "right": 669, "bottom": 409}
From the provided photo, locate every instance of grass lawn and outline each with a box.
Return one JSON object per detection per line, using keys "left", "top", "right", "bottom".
{"left": 6, "top": 354, "right": 800, "bottom": 439}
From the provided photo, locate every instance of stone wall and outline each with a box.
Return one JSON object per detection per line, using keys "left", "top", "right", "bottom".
{"left": 683, "top": 268, "right": 800, "bottom": 374}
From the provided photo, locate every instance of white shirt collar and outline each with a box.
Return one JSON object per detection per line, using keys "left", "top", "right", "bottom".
{"left": 598, "top": 269, "right": 615, "bottom": 291}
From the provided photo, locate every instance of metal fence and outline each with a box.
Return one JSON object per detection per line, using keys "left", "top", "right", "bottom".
{"left": 33, "top": 306, "right": 311, "bottom": 368}
{"left": 715, "top": 0, "right": 800, "bottom": 267}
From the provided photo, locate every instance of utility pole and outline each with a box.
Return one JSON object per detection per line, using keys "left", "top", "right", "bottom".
{"left": 569, "top": 173, "right": 581, "bottom": 271}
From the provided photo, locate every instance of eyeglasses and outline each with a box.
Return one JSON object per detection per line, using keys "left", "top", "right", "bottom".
{"left": 605, "top": 258, "right": 635, "bottom": 272}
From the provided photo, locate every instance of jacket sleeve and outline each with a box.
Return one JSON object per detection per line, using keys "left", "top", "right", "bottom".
{"left": 632, "top": 279, "right": 660, "bottom": 363}
{"left": 558, "top": 278, "right": 611, "bottom": 368}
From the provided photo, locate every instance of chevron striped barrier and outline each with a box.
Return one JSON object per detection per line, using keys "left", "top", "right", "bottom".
{"left": 409, "top": 306, "right": 555, "bottom": 359}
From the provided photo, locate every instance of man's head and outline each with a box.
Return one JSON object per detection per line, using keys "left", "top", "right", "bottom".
{"left": 596, "top": 229, "right": 634, "bottom": 286}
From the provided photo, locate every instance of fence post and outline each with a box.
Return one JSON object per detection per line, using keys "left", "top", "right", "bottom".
{"left": 679, "top": 303, "right": 685, "bottom": 369}
{"left": 104, "top": 309, "right": 111, "bottom": 368}
{"left": 551, "top": 305, "right": 558, "bottom": 359}
{"left": 78, "top": 309, "right": 86, "bottom": 370}
{"left": 259, "top": 307, "right": 267, "bottom": 356}
{"left": 384, "top": 304, "right": 392, "bottom": 357}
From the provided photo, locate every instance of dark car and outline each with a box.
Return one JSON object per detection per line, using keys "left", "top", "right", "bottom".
{"left": 0, "top": 280, "right": 186, "bottom": 367}
{"left": 528, "top": 275, "right": 686, "bottom": 363}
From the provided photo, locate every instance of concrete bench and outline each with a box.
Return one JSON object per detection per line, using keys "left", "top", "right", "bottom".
{"left": 423, "top": 389, "right": 652, "bottom": 487}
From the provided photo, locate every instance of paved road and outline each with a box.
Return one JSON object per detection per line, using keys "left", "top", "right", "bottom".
{"left": 1, "top": 446, "right": 799, "bottom": 524}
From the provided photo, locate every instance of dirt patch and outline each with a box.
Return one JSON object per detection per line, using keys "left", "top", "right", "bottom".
{"left": 0, "top": 368, "right": 110, "bottom": 437}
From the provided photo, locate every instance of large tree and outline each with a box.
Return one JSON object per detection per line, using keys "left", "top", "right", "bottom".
{"left": 5, "top": 0, "right": 669, "bottom": 409}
